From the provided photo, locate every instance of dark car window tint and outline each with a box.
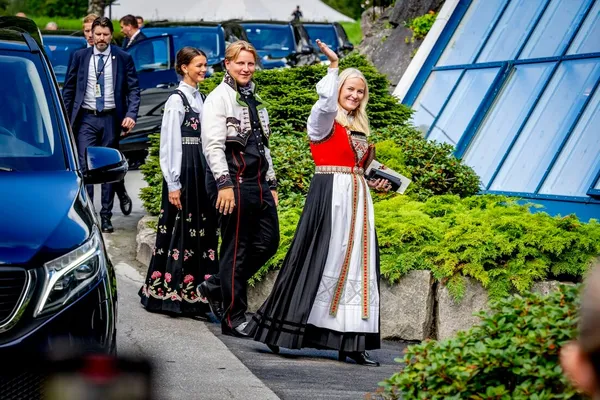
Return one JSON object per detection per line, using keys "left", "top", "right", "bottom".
{"left": 0, "top": 52, "right": 65, "bottom": 171}
{"left": 43, "top": 37, "right": 86, "bottom": 84}
{"left": 304, "top": 25, "right": 339, "bottom": 51}
{"left": 244, "top": 25, "right": 295, "bottom": 52}
{"left": 143, "top": 27, "right": 222, "bottom": 59}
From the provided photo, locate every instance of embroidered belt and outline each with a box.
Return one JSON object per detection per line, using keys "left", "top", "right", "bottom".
{"left": 314, "top": 165, "right": 365, "bottom": 175}
{"left": 182, "top": 137, "right": 200, "bottom": 145}
{"left": 326, "top": 169, "right": 371, "bottom": 320}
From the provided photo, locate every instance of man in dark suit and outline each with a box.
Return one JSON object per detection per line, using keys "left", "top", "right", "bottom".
{"left": 63, "top": 17, "right": 141, "bottom": 233}
{"left": 120, "top": 14, "right": 147, "bottom": 49}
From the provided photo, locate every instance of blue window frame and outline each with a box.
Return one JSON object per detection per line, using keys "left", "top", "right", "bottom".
{"left": 476, "top": 0, "right": 547, "bottom": 63}
{"left": 427, "top": 67, "right": 500, "bottom": 145}
{"left": 403, "top": 0, "right": 600, "bottom": 215}
{"left": 436, "top": 0, "right": 508, "bottom": 67}
{"left": 539, "top": 84, "right": 600, "bottom": 196}
{"left": 568, "top": 0, "right": 600, "bottom": 55}
{"left": 410, "top": 70, "right": 462, "bottom": 135}
{"left": 489, "top": 59, "right": 600, "bottom": 193}
{"left": 462, "top": 63, "right": 554, "bottom": 187}
{"left": 519, "top": 0, "right": 589, "bottom": 59}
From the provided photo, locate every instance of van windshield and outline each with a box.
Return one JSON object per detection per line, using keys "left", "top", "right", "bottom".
{"left": 0, "top": 51, "right": 66, "bottom": 171}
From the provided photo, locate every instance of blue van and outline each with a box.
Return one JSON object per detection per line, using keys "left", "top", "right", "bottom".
{"left": 0, "top": 17, "right": 122, "bottom": 364}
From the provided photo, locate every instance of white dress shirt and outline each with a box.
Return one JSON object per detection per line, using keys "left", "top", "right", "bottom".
{"left": 83, "top": 45, "right": 115, "bottom": 111}
{"left": 126, "top": 29, "right": 141, "bottom": 48}
{"left": 160, "top": 81, "right": 204, "bottom": 192}
{"left": 307, "top": 67, "right": 339, "bottom": 141}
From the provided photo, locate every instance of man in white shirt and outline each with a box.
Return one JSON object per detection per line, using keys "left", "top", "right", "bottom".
{"left": 63, "top": 17, "right": 141, "bottom": 233}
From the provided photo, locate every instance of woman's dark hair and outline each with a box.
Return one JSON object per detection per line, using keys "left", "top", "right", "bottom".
{"left": 175, "top": 47, "right": 207, "bottom": 76}
{"left": 92, "top": 16, "right": 114, "bottom": 33}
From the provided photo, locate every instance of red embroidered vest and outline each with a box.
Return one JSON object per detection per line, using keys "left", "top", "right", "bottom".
{"left": 309, "top": 122, "right": 371, "bottom": 168}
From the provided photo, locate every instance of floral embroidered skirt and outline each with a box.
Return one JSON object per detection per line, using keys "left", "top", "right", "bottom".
{"left": 139, "top": 144, "right": 219, "bottom": 316}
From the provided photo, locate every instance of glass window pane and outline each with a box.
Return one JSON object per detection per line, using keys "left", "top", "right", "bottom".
{"left": 490, "top": 59, "right": 600, "bottom": 192}
{"left": 428, "top": 68, "right": 499, "bottom": 146}
{"left": 436, "top": 0, "right": 508, "bottom": 67}
{"left": 519, "top": 0, "right": 589, "bottom": 59}
{"left": 596, "top": 176, "right": 600, "bottom": 189}
{"left": 410, "top": 70, "right": 462, "bottom": 135}
{"left": 568, "top": 0, "right": 600, "bottom": 55}
{"left": 463, "top": 63, "right": 554, "bottom": 188}
{"left": 540, "top": 85, "right": 600, "bottom": 196}
{"left": 477, "top": 0, "right": 546, "bottom": 63}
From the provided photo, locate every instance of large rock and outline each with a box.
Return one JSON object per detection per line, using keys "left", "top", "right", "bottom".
{"left": 136, "top": 215, "right": 157, "bottom": 267}
{"left": 380, "top": 270, "right": 434, "bottom": 341}
{"left": 436, "top": 278, "right": 489, "bottom": 341}
{"left": 532, "top": 280, "right": 575, "bottom": 296}
{"left": 247, "top": 270, "right": 279, "bottom": 313}
{"left": 358, "top": 0, "right": 444, "bottom": 90}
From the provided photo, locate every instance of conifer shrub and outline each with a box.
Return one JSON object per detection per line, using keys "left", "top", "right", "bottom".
{"left": 375, "top": 285, "right": 582, "bottom": 399}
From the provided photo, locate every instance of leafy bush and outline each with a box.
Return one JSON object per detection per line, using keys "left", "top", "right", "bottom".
{"left": 371, "top": 125, "right": 481, "bottom": 200}
{"left": 405, "top": 11, "right": 438, "bottom": 42}
{"left": 139, "top": 133, "right": 162, "bottom": 215}
{"left": 376, "top": 285, "right": 582, "bottom": 399}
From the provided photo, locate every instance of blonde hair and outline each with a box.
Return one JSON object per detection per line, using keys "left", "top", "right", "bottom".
{"left": 83, "top": 13, "right": 99, "bottom": 24}
{"left": 225, "top": 40, "right": 258, "bottom": 63}
{"left": 336, "top": 68, "right": 370, "bottom": 136}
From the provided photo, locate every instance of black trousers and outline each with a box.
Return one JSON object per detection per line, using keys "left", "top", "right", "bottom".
{"left": 207, "top": 182, "right": 279, "bottom": 329}
{"left": 76, "top": 111, "right": 127, "bottom": 219}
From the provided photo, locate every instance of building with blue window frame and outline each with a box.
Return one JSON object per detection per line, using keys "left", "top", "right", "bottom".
{"left": 394, "top": 0, "right": 600, "bottom": 222}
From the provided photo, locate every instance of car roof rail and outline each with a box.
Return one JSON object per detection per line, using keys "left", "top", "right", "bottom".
{"left": 0, "top": 16, "right": 43, "bottom": 49}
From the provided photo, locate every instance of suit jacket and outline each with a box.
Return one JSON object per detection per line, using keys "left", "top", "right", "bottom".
{"left": 62, "top": 45, "right": 141, "bottom": 128}
{"left": 122, "top": 30, "right": 147, "bottom": 49}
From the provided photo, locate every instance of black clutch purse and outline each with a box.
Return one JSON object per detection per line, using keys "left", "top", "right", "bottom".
{"left": 367, "top": 168, "right": 403, "bottom": 192}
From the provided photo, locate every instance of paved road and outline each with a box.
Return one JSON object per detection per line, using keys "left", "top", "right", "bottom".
{"left": 98, "top": 169, "right": 407, "bottom": 400}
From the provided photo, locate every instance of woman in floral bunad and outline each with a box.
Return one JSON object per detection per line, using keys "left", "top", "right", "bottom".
{"left": 139, "top": 47, "right": 219, "bottom": 317}
{"left": 245, "top": 40, "right": 391, "bottom": 365}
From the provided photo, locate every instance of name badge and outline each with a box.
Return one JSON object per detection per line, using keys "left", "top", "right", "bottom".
{"left": 95, "top": 83, "right": 102, "bottom": 98}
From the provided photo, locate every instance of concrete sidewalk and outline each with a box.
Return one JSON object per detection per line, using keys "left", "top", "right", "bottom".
{"left": 100, "top": 170, "right": 279, "bottom": 400}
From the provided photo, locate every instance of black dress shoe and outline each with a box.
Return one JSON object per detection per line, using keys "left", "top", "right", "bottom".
{"left": 119, "top": 193, "right": 132, "bottom": 216}
{"left": 267, "top": 344, "right": 280, "bottom": 354}
{"left": 221, "top": 321, "right": 250, "bottom": 338}
{"left": 198, "top": 281, "right": 223, "bottom": 321}
{"left": 101, "top": 217, "right": 114, "bottom": 233}
{"left": 338, "top": 351, "right": 380, "bottom": 367}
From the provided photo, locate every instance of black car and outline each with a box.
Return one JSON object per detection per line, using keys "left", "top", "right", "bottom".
{"left": 0, "top": 16, "right": 121, "bottom": 365}
{"left": 240, "top": 20, "right": 320, "bottom": 69}
{"left": 302, "top": 22, "right": 354, "bottom": 62}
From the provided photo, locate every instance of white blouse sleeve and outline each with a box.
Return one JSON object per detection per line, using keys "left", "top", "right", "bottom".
{"left": 307, "top": 67, "right": 339, "bottom": 141}
{"left": 159, "top": 94, "right": 184, "bottom": 192}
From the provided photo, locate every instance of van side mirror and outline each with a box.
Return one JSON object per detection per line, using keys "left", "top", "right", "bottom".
{"left": 84, "top": 147, "right": 128, "bottom": 185}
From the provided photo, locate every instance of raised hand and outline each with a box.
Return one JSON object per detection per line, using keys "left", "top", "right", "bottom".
{"left": 316, "top": 39, "right": 338, "bottom": 68}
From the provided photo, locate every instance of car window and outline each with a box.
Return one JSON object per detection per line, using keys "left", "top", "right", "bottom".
{"left": 244, "top": 25, "right": 295, "bottom": 52}
{"left": 43, "top": 37, "right": 86, "bottom": 84}
{"left": 144, "top": 27, "right": 222, "bottom": 59}
{"left": 0, "top": 52, "right": 65, "bottom": 171}
{"left": 304, "top": 25, "right": 339, "bottom": 51}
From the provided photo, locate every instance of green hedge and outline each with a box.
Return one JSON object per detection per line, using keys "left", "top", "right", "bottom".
{"left": 376, "top": 285, "right": 582, "bottom": 399}
{"left": 258, "top": 194, "right": 600, "bottom": 298}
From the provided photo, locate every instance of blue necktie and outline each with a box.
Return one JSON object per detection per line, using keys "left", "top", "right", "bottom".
{"left": 96, "top": 54, "right": 105, "bottom": 112}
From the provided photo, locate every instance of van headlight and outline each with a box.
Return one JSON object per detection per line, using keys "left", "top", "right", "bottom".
{"left": 34, "top": 227, "right": 106, "bottom": 317}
